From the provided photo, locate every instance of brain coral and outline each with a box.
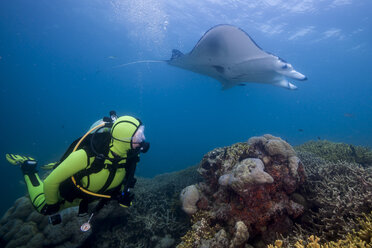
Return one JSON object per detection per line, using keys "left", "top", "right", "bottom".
{"left": 218, "top": 158, "right": 274, "bottom": 195}
{"left": 180, "top": 185, "right": 200, "bottom": 215}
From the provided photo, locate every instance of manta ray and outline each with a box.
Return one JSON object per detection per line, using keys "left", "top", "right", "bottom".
{"left": 168, "top": 25, "right": 307, "bottom": 90}
{"left": 118, "top": 24, "right": 307, "bottom": 90}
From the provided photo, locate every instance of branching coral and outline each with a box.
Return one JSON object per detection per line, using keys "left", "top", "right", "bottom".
{"left": 296, "top": 140, "right": 372, "bottom": 167}
{"left": 177, "top": 211, "right": 221, "bottom": 248}
{"left": 268, "top": 148, "right": 372, "bottom": 247}
{"left": 295, "top": 152, "right": 372, "bottom": 241}
{"left": 268, "top": 211, "right": 372, "bottom": 248}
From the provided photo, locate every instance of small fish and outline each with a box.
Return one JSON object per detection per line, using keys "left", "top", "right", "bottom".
{"left": 298, "top": 129, "right": 304, "bottom": 132}
{"left": 317, "top": 136, "right": 321, "bottom": 140}
{"left": 344, "top": 113, "right": 354, "bottom": 118}
{"left": 106, "top": 56, "right": 117, "bottom": 59}
{"left": 0, "top": 56, "right": 2, "bottom": 60}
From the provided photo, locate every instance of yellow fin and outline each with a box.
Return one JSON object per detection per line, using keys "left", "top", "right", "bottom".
{"left": 6, "top": 154, "right": 35, "bottom": 166}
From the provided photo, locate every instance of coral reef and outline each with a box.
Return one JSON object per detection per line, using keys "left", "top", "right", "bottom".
{"left": 296, "top": 140, "right": 372, "bottom": 167}
{"left": 177, "top": 211, "right": 223, "bottom": 248}
{"left": 268, "top": 211, "right": 372, "bottom": 248}
{"left": 218, "top": 158, "right": 274, "bottom": 193}
{"left": 230, "top": 221, "right": 249, "bottom": 248}
{"left": 1, "top": 136, "right": 371, "bottom": 248}
{"left": 178, "top": 134, "right": 307, "bottom": 247}
{"left": 293, "top": 150, "right": 372, "bottom": 242}
{"left": 0, "top": 165, "right": 202, "bottom": 248}
{"left": 0, "top": 197, "right": 90, "bottom": 248}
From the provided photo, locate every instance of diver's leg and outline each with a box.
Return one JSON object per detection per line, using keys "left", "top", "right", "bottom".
{"left": 6, "top": 154, "right": 46, "bottom": 212}
{"left": 22, "top": 164, "right": 46, "bottom": 213}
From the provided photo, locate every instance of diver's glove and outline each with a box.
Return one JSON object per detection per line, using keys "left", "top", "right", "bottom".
{"left": 117, "top": 191, "right": 134, "bottom": 208}
{"left": 41, "top": 203, "right": 60, "bottom": 216}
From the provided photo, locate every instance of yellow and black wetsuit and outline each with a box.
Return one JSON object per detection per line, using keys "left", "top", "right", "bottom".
{"left": 13, "top": 115, "right": 144, "bottom": 214}
{"left": 26, "top": 149, "right": 129, "bottom": 213}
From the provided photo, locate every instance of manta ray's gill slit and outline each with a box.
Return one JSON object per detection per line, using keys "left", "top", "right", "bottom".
{"left": 212, "top": 65, "right": 225, "bottom": 74}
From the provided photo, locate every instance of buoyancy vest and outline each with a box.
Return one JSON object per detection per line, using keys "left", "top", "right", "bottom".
{"left": 57, "top": 132, "right": 138, "bottom": 203}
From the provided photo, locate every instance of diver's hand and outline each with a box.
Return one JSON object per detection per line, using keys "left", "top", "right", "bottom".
{"left": 118, "top": 192, "right": 134, "bottom": 208}
{"left": 41, "top": 203, "right": 60, "bottom": 215}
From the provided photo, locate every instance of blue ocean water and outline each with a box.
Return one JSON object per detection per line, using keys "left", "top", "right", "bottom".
{"left": 0, "top": 0, "right": 371, "bottom": 215}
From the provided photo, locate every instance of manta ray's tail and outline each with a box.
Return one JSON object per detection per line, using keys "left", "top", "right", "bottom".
{"left": 114, "top": 60, "right": 166, "bottom": 68}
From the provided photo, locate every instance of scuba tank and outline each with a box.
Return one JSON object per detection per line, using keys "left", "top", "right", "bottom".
{"left": 89, "top": 111, "right": 118, "bottom": 133}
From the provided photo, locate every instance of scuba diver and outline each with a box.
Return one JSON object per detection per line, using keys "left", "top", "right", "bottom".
{"left": 5, "top": 111, "right": 149, "bottom": 228}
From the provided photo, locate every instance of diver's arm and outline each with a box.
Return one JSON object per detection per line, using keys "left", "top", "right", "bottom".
{"left": 43, "top": 149, "right": 88, "bottom": 205}
{"left": 117, "top": 155, "right": 139, "bottom": 208}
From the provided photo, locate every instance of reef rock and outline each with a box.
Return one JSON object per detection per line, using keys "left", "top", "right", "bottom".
{"left": 230, "top": 221, "right": 249, "bottom": 248}
{"left": 179, "top": 134, "right": 306, "bottom": 247}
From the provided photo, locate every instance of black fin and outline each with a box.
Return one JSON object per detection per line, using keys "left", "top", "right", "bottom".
{"left": 171, "top": 49, "right": 184, "bottom": 60}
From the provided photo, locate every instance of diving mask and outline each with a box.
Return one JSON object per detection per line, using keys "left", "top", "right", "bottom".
{"left": 111, "top": 125, "right": 150, "bottom": 154}
{"left": 132, "top": 125, "right": 150, "bottom": 153}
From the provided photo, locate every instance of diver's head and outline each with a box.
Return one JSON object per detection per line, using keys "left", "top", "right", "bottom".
{"left": 109, "top": 115, "right": 149, "bottom": 157}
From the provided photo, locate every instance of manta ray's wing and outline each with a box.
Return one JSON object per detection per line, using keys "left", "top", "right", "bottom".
{"left": 188, "top": 25, "right": 268, "bottom": 64}
{"left": 168, "top": 25, "right": 270, "bottom": 86}
{"left": 168, "top": 24, "right": 307, "bottom": 90}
